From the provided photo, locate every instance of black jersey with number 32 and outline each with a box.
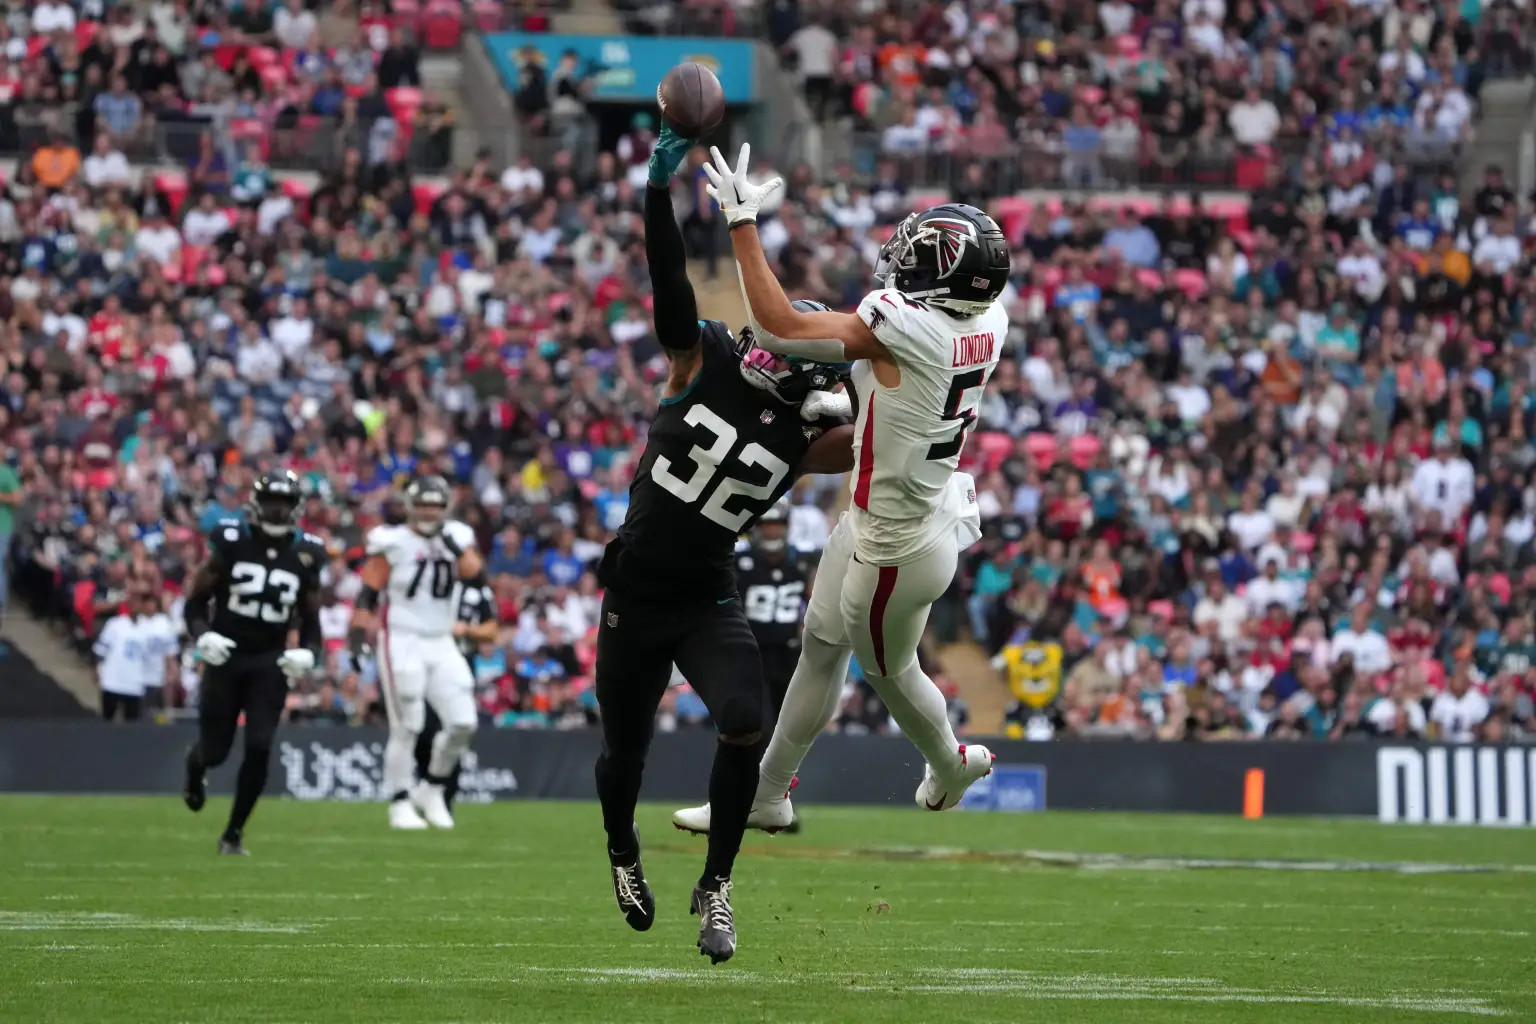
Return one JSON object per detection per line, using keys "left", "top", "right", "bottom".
{"left": 206, "top": 519, "right": 327, "bottom": 651}
{"left": 599, "top": 322, "right": 825, "bottom": 602}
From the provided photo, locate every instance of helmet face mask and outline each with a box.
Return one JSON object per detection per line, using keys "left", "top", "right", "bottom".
{"left": 250, "top": 471, "right": 302, "bottom": 537}
{"left": 405, "top": 476, "right": 451, "bottom": 536}
{"left": 876, "top": 205, "right": 1012, "bottom": 318}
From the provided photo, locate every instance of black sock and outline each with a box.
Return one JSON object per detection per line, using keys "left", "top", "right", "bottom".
{"left": 185, "top": 743, "right": 204, "bottom": 775}
{"left": 701, "top": 740, "right": 757, "bottom": 886}
{"left": 594, "top": 751, "right": 642, "bottom": 859}
{"left": 226, "top": 748, "right": 271, "bottom": 837}
{"left": 443, "top": 765, "right": 461, "bottom": 810}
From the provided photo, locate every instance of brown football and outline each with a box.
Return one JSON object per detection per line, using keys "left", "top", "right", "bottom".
{"left": 657, "top": 61, "right": 726, "bottom": 140}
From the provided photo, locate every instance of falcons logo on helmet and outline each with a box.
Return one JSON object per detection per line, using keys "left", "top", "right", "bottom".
{"left": 920, "top": 217, "right": 980, "bottom": 280}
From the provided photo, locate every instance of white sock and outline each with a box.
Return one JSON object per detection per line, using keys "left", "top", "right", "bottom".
{"left": 427, "top": 722, "right": 474, "bottom": 778}
{"left": 383, "top": 727, "right": 417, "bottom": 798}
{"left": 756, "top": 631, "right": 851, "bottom": 804}
{"left": 864, "top": 661, "right": 963, "bottom": 776}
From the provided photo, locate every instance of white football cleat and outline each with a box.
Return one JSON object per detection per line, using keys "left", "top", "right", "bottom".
{"left": 389, "top": 798, "right": 429, "bottom": 830}
{"left": 672, "top": 802, "right": 713, "bottom": 834}
{"left": 747, "top": 795, "right": 795, "bottom": 833}
{"left": 672, "top": 790, "right": 799, "bottom": 836}
{"left": 916, "top": 744, "right": 995, "bottom": 811}
{"left": 411, "top": 781, "right": 455, "bottom": 829}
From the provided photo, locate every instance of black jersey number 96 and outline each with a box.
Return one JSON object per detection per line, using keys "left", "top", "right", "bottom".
{"left": 228, "top": 561, "right": 301, "bottom": 624}
{"left": 652, "top": 404, "right": 790, "bottom": 531}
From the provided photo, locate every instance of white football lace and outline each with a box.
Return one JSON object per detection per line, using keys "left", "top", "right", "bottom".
{"left": 704, "top": 882, "right": 734, "bottom": 932}
{"left": 613, "top": 865, "right": 644, "bottom": 910}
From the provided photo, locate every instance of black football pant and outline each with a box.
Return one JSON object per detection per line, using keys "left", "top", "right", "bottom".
{"left": 594, "top": 589, "right": 764, "bottom": 886}
{"left": 101, "top": 691, "right": 143, "bottom": 722}
{"left": 416, "top": 704, "right": 463, "bottom": 809}
{"left": 188, "top": 654, "right": 287, "bottom": 839}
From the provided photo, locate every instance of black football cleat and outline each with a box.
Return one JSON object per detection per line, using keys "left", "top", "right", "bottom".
{"left": 608, "top": 828, "right": 655, "bottom": 932}
{"left": 218, "top": 832, "right": 249, "bottom": 856}
{"left": 691, "top": 879, "right": 737, "bottom": 964}
{"left": 183, "top": 749, "right": 206, "bottom": 813}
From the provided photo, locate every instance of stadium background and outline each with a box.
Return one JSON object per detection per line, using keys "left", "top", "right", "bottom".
{"left": 0, "top": 0, "right": 1532, "bottom": 764}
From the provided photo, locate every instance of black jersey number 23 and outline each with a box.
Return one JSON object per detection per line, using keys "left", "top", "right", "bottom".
{"left": 652, "top": 404, "right": 789, "bottom": 531}
{"left": 228, "top": 561, "right": 301, "bottom": 624}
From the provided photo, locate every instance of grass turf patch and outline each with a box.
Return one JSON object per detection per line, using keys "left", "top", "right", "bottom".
{"left": 1, "top": 796, "right": 1533, "bottom": 1022}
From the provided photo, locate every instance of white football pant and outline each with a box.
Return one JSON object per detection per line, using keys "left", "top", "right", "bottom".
{"left": 756, "top": 514, "right": 964, "bottom": 804}
{"left": 377, "top": 628, "right": 478, "bottom": 798}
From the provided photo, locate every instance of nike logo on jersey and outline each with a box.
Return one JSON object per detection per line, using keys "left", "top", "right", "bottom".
{"left": 951, "top": 332, "right": 996, "bottom": 368}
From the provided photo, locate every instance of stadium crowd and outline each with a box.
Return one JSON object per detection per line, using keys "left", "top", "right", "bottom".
{"left": 0, "top": 0, "right": 1533, "bottom": 746}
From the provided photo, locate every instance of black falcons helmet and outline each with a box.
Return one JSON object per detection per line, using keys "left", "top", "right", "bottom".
{"left": 875, "top": 204, "right": 1011, "bottom": 318}
{"left": 404, "top": 475, "right": 451, "bottom": 536}
{"left": 737, "top": 299, "right": 851, "bottom": 405}
{"left": 250, "top": 469, "right": 302, "bottom": 537}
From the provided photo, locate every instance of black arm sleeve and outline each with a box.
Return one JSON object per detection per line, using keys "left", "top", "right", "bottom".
{"left": 297, "top": 586, "right": 322, "bottom": 654}
{"left": 645, "top": 183, "right": 700, "bottom": 352}
{"left": 183, "top": 550, "right": 226, "bottom": 637}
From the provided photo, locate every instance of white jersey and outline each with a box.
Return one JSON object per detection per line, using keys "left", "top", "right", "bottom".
{"left": 95, "top": 614, "right": 150, "bottom": 697}
{"left": 366, "top": 520, "right": 477, "bottom": 637}
{"left": 848, "top": 287, "right": 1004, "bottom": 563}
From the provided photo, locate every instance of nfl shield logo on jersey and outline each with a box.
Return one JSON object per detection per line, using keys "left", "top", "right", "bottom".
{"left": 760, "top": 409, "right": 775, "bottom": 425}
{"left": 606, "top": 612, "right": 619, "bottom": 628}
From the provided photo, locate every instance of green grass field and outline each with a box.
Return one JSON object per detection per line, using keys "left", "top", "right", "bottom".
{"left": 2, "top": 796, "right": 1534, "bottom": 1023}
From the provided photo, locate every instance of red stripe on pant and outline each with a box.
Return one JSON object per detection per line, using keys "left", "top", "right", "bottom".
{"left": 853, "top": 391, "right": 876, "bottom": 510}
{"left": 869, "top": 564, "right": 899, "bottom": 676}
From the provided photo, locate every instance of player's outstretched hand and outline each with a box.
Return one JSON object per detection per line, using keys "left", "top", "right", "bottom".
{"left": 195, "top": 631, "right": 236, "bottom": 667}
{"left": 702, "top": 143, "right": 782, "bottom": 227}
{"left": 276, "top": 648, "right": 316, "bottom": 684}
{"left": 647, "top": 123, "right": 692, "bottom": 187}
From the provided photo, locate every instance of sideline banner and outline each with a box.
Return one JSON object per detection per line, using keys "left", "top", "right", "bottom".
{"left": 482, "top": 33, "right": 756, "bottom": 105}
{"left": 2, "top": 723, "right": 1531, "bottom": 825}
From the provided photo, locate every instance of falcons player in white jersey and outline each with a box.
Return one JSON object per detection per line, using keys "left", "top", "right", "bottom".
{"left": 351, "top": 476, "right": 486, "bottom": 830}
{"left": 699, "top": 145, "right": 1007, "bottom": 830}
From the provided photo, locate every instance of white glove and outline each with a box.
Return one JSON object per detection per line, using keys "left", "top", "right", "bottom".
{"left": 702, "top": 143, "right": 783, "bottom": 227}
{"left": 801, "top": 389, "right": 852, "bottom": 422}
{"left": 195, "top": 631, "right": 236, "bottom": 667}
{"left": 277, "top": 648, "right": 316, "bottom": 682}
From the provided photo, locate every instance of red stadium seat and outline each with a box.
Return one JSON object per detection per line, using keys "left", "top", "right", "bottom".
{"left": 385, "top": 86, "right": 424, "bottom": 123}
{"left": 412, "top": 181, "right": 444, "bottom": 216}
{"left": 154, "top": 172, "right": 189, "bottom": 216}
{"left": 213, "top": 43, "right": 244, "bottom": 71}
{"left": 421, "top": 6, "right": 462, "bottom": 49}
{"left": 74, "top": 21, "right": 99, "bottom": 49}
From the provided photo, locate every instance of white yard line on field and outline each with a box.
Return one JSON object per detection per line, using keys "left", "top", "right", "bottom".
{"left": 0, "top": 912, "right": 307, "bottom": 934}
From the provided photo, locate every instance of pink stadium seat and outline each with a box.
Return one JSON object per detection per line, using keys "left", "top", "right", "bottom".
{"left": 1067, "top": 434, "right": 1102, "bottom": 469}
{"left": 975, "top": 432, "right": 1013, "bottom": 472}
{"left": 1174, "top": 268, "right": 1208, "bottom": 298}
{"left": 412, "top": 181, "right": 444, "bottom": 216}
{"left": 1135, "top": 268, "right": 1162, "bottom": 290}
{"left": 247, "top": 46, "right": 279, "bottom": 69}
{"left": 1023, "top": 433, "right": 1059, "bottom": 468}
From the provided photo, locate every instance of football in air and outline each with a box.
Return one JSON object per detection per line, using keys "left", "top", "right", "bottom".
{"left": 657, "top": 61, "right": 726, "bottom": 140}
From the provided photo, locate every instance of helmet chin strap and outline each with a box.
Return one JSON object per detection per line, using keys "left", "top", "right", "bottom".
{"left": 757, "top": 537, "right": 786, "bottom": 553}
{"left": 414, "top": 518, "right": 445, "bottom": 536}
{"left": 256, "top": 521, "right": 293, "bottom": 537}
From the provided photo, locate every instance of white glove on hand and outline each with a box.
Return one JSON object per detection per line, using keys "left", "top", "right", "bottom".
{"left": 195, "top": 631, "right": 236, "bottom": 667}
{"left": 702, "top": 144, "right": 783, "bottom": 227}
{"left": 801, "top": 389, "right": 853, "bottom": 422}
{"left": 277, "top": 648, "right": 316, "bottom": 682}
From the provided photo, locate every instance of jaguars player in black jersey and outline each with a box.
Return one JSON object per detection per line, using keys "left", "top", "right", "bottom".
{"left": 181, "top": 470, "right": 326, "bottom": 855}
{"left": 672, "top": 498, "right": 812, "bottom": 835}
{"left": 593, "top": 123, "right": 853, "bottom": 964}
{"left": 414, "top": 580, "right": 498, "bottom": 811}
